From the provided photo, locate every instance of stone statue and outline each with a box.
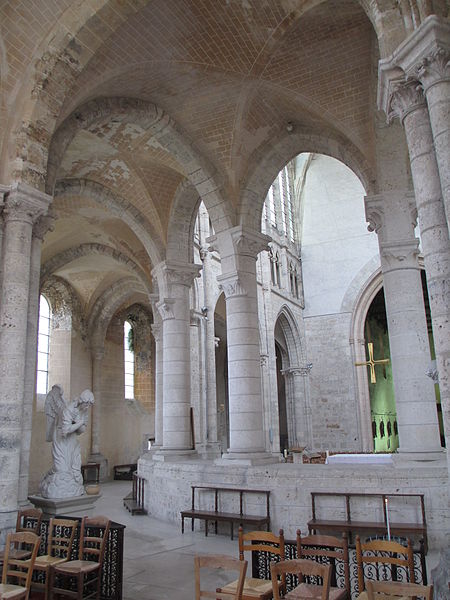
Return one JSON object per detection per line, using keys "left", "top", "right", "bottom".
{"left": 39, "top": 385, "right": 94, "bottom": 499}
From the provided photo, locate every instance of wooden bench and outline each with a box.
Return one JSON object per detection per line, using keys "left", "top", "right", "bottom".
{"left": 113, "top": 463, "right": 137, "bottom": 480}
{"left": 307, "top": 492, "right": 428, "bottom": 553}
{"left": 181, "top": 486, "right": 270, "bottom": 540}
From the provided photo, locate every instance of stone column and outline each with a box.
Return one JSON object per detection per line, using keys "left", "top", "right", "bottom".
{"left": 89, "top": 346, "right": 108, "bottom": 479}
{"left": 153, "top": 261, "right": 201, "bottom": 457}
{"left": 365, "top": 191, "right": 442, "bottom": 453}
{"left": 0, "top": 183, "right": 51, "bottom": 531}
{"left": 210, "top": 226, "right": 276, "bottom": 464}
{"left": 19, "top": 213, "right": 54, "bottom": 505}
{"left": 381, "top": 16, "right": 450, "bottom": 227}
{"left": 150, "top": 319, "right": 163, "bottom": 448}
{"left": 284, "top": 366, "right": 313, "bottom": 449}
{"left": 379, "top": 77, "right": 450, "bottom": 458}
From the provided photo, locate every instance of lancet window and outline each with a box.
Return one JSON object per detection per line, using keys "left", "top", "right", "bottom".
{"left": 36, "top": 295, "right": 51, "bottom": 394}
{"left": 124, "top": 320, "right": 135, "bottom": 400}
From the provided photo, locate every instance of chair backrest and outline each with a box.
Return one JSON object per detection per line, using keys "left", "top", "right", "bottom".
{"left": 366, "top": 580, "right": 433, "bottom": 600}
{"left": 1, "top": 531, "right": 40, "bottom": 596}
{"left": 47, "top": 518, "right": 77, "bottom": 560}
{"left": 194, "top": 554, "right": 248, "bottom": 600}
{"left": 270, "top": 558, "right": 332, "bottom": 600}
{"left": 239, "top": 527, "right": 285, "bottom": 585}
{"left": 78, "top": 516, "right": 111, "bottom": 564}
{"left": 16, "top": 508, "right": 43, "bottom": 535}
{"left": 356, "top": 536, "right": 415, "bottom": 593}
{"left": 296, "top": 531, "right": 350, "bottom": 593}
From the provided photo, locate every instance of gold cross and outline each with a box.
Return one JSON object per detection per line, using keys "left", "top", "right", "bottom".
{"left": 355, "top": 342, "right": 390, "bottom": 384}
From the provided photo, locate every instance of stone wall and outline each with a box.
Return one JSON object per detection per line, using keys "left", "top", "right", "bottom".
{"left": 138, "top": 455, "right": 449, "bottom": 552}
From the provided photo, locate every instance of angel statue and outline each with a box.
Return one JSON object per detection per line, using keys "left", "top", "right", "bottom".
{"left": 39, "top": 385, "right": 94, "bottom": 499}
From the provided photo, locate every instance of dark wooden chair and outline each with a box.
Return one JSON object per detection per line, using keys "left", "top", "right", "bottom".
{"left": 194, "top": 554, "right": 248, "bottom": 600}
{"left": 0, "top": 508, "right": 43, "bottom": 564}
{"left": 32, "top": 517, "right": 77, "bottom": 600}
{"left": 0, "top": 531, "right": 40, "bottom": 600}
{"left": 270, "top": 558, "right": 331, "bottom": 600}
{"left": 48, "top": 516, "right": 110, "bottom": 600}
{"left": 296, "top": 532, "right": 350, "bottom": 600}
{"left": 356, "top": 536, "right": 415, "bottom": 595}
{"left": 217, "top": 527, "right": 285, "bottom": 600}
{"left": 366, "top": 580, "right": 433, "bottom": 600}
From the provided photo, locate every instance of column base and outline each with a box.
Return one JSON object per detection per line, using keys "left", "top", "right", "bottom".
{"left": 152, "top": 449, "right": 198, "bottom": 462}
{"left": 393, "top": 449, "right": 446, "bottom": 465}
{"left": 87, "top": 452, "right": 108, "bottom": 482}
{"left": 215, "top": 451, "right": 282, "bottom": 466}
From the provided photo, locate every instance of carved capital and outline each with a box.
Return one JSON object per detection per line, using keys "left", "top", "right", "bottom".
{"left": 156, "top": 298, "right": 175, "bottom": 321}
{"left": 151, "top": 323, "right": 161, "bottom": 342}
{"left": 33, "top": 210, "right": 55, "bottom": 241}
{"left": 231, "top": 227, "right": 270, "bottom": 258}
{"left": 380, "top": 239, "right": 420, "bottom": 271}
{"left": 152, "top": 261, "right": 201, "bottom": 297}
{"left": 283, "top": 364, "right": 313, "bottom": 377}
{"left": 217, "top": 273, "right": 247, "bottom": 298}
{"left": 3, "top": 182, "right": 52, "bottom": 226}
{"left": 388, "top": 79, "right": 426, "bottom": 123}
{"left": 365, "top": 197, "right": 385, "bottom": 233}
{"left": 416, "top": 48, "right": 450, "bottom": 90}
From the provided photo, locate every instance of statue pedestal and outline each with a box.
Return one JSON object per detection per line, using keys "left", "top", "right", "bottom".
{"left": 28, "top": 493, "right": 101, "bottom": 518}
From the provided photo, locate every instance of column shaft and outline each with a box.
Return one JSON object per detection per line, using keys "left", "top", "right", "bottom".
{"left": 213, "top": 226, "right": 271, "bottom": 458}
{"left": 19, "top": 215, "right": 53, "bottom": 504}
{"left": 151, "top": 321, "right": 163, "bottom": 447}
{"left": 0, "top": 184, "right": 50, "bottom": 530}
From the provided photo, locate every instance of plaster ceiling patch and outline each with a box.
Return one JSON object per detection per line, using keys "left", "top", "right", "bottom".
{"left": 60, "top": 130, "right": 118, "bottom": 174}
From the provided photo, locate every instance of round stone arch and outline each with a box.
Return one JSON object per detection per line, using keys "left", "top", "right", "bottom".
{"left": 239, "top": 128, "right": 375, "bottom": 231}
{"left": 88, "top": 277, "right": 148, "bottom": 351}
{"left": 166, "top": 180, "right": 201, "bottom": 264}
{"left": 348, "top": 264, "right": 384, "bottom": 452}
{"left": 54, "top": 178, "right": 164, "bottom": 266}
{"left": 41, "top": 243, "right": 152, "bottom": 298}
{"left": 273, "top": 305, "right": 311, "bottom": 450}
{"left": 40, "top": 275, "right": 86, "bottom": 338}
{"left": 43, "top": 97, "right": 231, "bottom": 234}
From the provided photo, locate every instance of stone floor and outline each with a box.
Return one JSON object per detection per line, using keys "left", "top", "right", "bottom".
{"left": 96, "top": 480, "right": 238, "bottom": 600}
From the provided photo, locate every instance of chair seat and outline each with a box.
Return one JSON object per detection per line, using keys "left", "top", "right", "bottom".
{"left": 35, "top": 554, "right": 68, "bottom": 567}
{"left": 288, "top": 585, "right": 347, "bottom": 600}
{"left": 356, "top": 592, "right": 409, "bottom": 600}
{"left": 0, "top": 549, "right": 31, "bottom": 561}
{"left": 53, "top": 560, "right": 100, "bottom": 575}
{"left": 221, "top": 576, "right": 276, "bottom": 597}
{"left": 0, "top": 582, "right": 27, "bottom": 599}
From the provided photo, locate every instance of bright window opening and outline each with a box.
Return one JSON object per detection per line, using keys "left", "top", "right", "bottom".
{"left": 124, "top": 320, "right": 135, "bottom": 399}
{"left": 36, "top": 295, "right": 51, "bottom": 394}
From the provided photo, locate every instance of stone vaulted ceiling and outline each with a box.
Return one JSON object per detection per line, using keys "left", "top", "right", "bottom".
{"left": 1, "top": 0, "right": 378, "bottom": 315}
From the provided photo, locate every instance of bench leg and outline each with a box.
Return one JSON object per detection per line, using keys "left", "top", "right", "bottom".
{"left": 181, "top": 516, "right": 184, "bottom": 534}
{"left": 205, "top": 519, "right": 208, "bottom": 536}
{"left": 230, "top": 522, "right": 233, "bottom": 540}
{"left": 192, "top": 517, "right": 194, "bottom": 532}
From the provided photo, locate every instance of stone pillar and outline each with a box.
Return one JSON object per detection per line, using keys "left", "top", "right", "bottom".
{"left": 150, "top": 319, "right": 163, "bottom": 448}
{"left": 210, "top": 226, "right": 276, "bottom": 464}
{"left": 381, "top": 16, "right": 450, "bottom": 227}
{"left": 19, "top": 213, "right": 54, "bottom": 505}
{"left": 365, "top": 191, "right": 442, "bottom": 454}
{"left": 0, "top": 183, "right": 51, "bottom": 531}
{"left": 89, "top": 346, "right": 108, "bottom": 479}
{"left": 379, "top": 76, "right": 450, "bottom": 458}
{"left": 284, "top": 366, "right": 313, "bottom": 450}
{"left": 153, "top": 261, "right": 201, "bottom": 457}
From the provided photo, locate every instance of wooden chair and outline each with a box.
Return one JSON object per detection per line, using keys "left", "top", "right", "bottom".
{"left": 217, "top": 527, "right": 285, "bottom": 600}
{"left": 48, "top": 516, "right": 110, "bottom": 600}
{"left": 31, "top": 517, "right": 77, "bottom": 600}
{"left": 0, "top": 531, "right": 40, "bottom": 600}
{"left": 270, "top": 558, "right": 332, "bottom": 600}
{"left": 0, "top": 508, "right": 43, "bottom": 564}
{"left": 356, "top": 536, "right": 416, "bottom": 595}
{"left": 366, "top": 580, "right": 433, "bottom": 600}
{"left": 296, "top": 532, "right": 349, "bottom": 600}
{"left": 194, "top": 554, "right": 248, "bottom": 599}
